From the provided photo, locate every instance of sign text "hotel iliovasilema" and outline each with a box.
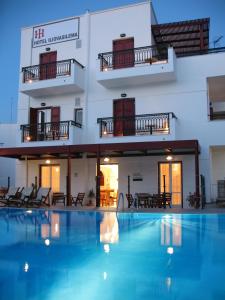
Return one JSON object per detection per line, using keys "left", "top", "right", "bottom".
{"left": 32, "top": 18, "right": 79, "bottom": 48}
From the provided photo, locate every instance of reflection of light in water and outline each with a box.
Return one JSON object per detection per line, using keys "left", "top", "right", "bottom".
{"left": 45, "top": 239, "right": 50, "bottom": 246}
{"left": 51, "top": 213, "right": 60, "bottom": 238}
{"left": 166, "top": 277, "right": 172, "bottom": 289}
{"left": 100, "top": 212, "right": 119, "bottom": 244}
{"left": 104, "top": 244, "right": 110, "bottom": 253}
{"left": 26, "top": 210, "right": 32, "bottom": 214}
{"left": 161, "top": 216, "right": 182, "bottom": 246}
{"left": 41, "top": 224, "right": 50, "bottom": 239}
{"left": 24, "top": 262, "right": 29, "bottom": 272}
{"left": 103, "top": 272, "right": 108, "bottom": 280}
{"left": 167, "top": 247, "right": 174, "bottom": 255}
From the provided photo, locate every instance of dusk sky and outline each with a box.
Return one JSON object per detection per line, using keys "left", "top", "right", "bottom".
{"left": 0, "top": 0, "right": 225, "bottom": 123}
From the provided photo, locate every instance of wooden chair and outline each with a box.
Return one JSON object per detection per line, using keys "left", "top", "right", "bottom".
{"left": 8, "top": 187, "right": 34, "bottom": 207}
{"left": 126, "top": 194, "right": 135, "bottom": 208}
{"left": 72, "top": 193, "right": 85, "bottom": 206}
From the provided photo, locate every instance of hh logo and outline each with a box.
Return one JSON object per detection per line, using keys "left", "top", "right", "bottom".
{"left": 35, "top": 28, "right": 44, "bottom": 39}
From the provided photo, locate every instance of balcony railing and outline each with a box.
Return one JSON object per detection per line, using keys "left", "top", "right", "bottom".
{"left": 97, "top": 113, "right": 176, "bottom": 137}
{"left": 20, "top": 120, "right": 81, "bottom": 142}
{"left": 98, "top": 45, "right": 168, "bottom": 71}
{"left": 22, "top": 59, "right": 84, "bottom": 83}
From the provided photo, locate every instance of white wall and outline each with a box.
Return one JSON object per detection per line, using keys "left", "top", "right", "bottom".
{"left": 0, "top": 124, "right": 17, "bottom": 187}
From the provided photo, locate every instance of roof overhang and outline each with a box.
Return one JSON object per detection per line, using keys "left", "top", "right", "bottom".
{"left": 0, "top": 140, "right": 200, "bottom": 160}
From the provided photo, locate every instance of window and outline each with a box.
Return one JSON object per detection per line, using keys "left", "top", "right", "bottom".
{"left": 207, "top": 76, "right": 225, "bottom": 120}
{"left": 75, "top": 108, "right": 83, "bottom": 126}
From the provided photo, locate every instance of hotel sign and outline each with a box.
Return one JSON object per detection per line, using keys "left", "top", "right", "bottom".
{"left": 32, "top": 18, "right": 79, "bottom": 48}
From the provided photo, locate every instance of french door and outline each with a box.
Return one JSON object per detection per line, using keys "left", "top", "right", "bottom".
{"left": 40, "top": 51, "right": 57, "bottom": 80}
{"left": 159, "top": 162, "right": 182, "bottom": 205}
{"left": 113, "top": 38, "right": 134, "bottom": 69}
{"left": 40, "top": 165, "right": 60, "bottom": 192}
{"left": 113, "top": 98, "right": 135, "bottom": 136}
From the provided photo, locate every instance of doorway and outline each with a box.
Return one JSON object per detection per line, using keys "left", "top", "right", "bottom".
{"left": 159, "top": 162, "right": 182, "bottom": 205}
{"left": 100, "top": 164, "right": 118, "bottom": 207}
{"left": 40, "top": 165, "right": 60, "bottom": 192}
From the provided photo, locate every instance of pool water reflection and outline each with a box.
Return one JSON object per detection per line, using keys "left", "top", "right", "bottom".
{"left": 0, "top": 209, "right": 225, "bottom": 299}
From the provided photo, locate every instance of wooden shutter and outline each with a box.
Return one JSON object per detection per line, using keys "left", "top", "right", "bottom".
{"left": 51, "top": 107, "right": 60, "bottom": 140}
{"left": 113, "top": 99, "right": 135, "bottom": 136}
{"left": 113, "top": 38, "right": 134, "bottom": 69}
{"left": 29, "top": 108, "right": 37, "bottom": 141}
{"left": 123, "top": 98, "right": 135, "bottom": 136}
{"left": 113, "top": 99, "right": 124, "bottom": 136}
{"left": 40, "top": 51, "right": 57, "bottom": 80}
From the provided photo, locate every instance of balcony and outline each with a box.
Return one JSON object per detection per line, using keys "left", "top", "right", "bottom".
{"left": 96, "top": 45, "right": 176, "bottom": 88}
{"left": 20, "top": 121, "right": 82, "bottom": 146}
{"left": 97, "top": 112, "right": 177, "bottom": 142}
{"left": 20, "top": 59, "right": 85, "bottom": 97}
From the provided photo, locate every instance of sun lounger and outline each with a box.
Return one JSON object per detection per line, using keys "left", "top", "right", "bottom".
{"left": 72, "top": 193, "right": 85, "bottom": 206}
{"left": 27, "top": 187, "right": 51, "bottom": 207}
{"left": 0, "top": 187, "right": 20, "bottom": 206}
{"left": 8, "top": 187, "right": 34, "bottom": 207}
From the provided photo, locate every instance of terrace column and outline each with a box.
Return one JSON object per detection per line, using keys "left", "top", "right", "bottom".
{"left": 96, "top": 146, "right": 101, "bottom": 207}
{"left": 195, "top": 144, "right": 200, "bottom": 199}
{"left": 25, "top": 156, "right": 28, "bottom": 187}
{"left": 67, "top": 156, "right": 72, "bottom": 206}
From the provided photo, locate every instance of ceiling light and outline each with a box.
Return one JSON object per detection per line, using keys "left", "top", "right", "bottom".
{"left": 45, "top": 159, "right": 51, "bottom": 164}
{"left": 103, "top": 157, "right": 110, "bottom": 162}
{"left": 166, "top": 155, "right": 173, "bottom": 161}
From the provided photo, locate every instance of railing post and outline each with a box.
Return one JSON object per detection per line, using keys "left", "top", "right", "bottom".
{"left": 100, "top": 120, "right": 102, "bottom": 138}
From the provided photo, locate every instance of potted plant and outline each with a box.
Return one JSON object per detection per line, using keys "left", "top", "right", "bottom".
{"left": 87, "top": 189, "right": 95, "bottom": 206}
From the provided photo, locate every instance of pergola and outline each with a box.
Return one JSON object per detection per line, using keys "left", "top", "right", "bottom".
{"left": 0, "top": 140, "right": 200, "bottom": 207}
{"left": 152, "top": 18, "right": 210, "bottom": 57}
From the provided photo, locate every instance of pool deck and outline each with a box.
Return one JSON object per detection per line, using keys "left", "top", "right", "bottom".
{"left": 1, "top": 203, "right": 225, "bottom": 213}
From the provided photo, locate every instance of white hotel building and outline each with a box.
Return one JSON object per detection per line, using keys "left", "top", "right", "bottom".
{"left": 0, "top": 0, "right": 225, "bottom": 208}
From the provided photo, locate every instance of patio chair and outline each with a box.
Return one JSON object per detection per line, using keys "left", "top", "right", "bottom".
{"left": 0, "top": 187, "right": 20, "bottom": 206}
{"left": 126, "top": 193, "right": 135, "bottom": 208}
{"left": 8, "top": 187, "right": 34, "bottom": 207}
{"left": 72, "top": 193, "right": 85, "bottom": 206}
{"left": 27, "top": 187, "right": 51, "bottom": 207}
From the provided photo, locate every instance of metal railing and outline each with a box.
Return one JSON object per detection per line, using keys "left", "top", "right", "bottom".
{"left": 97, "top": 113, "right": 176, "bottom": 137}
{"left": 22, "top": 59, "right": 84, "bottom": 83}
{"left": 20, "top": 120, "right": 82, "bottom": 142}
{"left": 98, "top": 45, "right": 168, "bottom": 71}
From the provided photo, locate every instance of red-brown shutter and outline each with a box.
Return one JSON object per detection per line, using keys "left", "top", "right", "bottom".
{"left": 51, "top": 106, "right": 60, "bottom": 123}
{"left": 123, "top": 98, "right": 135, "bottom": 136}
{"left": 40, "top": 51, "right": 57, "bottom": 80}
{"left": 113, "top": 38, "right": 134, "bottom": 69}
{"left": 51, "top": 107, "right": 60, "bottom": 140}
{"left": 113, "top": 99, "right": 124, "bottom": 136}
{"left": 29, "top": 108, "right": 37, "bottom": 141}
{"left": 113, "top": 99, "right": 135, "bottom": 136}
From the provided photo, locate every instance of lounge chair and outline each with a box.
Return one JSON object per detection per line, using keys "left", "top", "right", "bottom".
{"left": 8, "top": 187, "right": 34, "bottom": 207}
{"left": 0, "top": 187, "right": 20, "bottom": 206}
{"left": 126, "top": 193, "right": 135, "bottom": 208}
{"left": 72, "top": 193, "right": 85, "bottom": 206}
{"left": 27, "top": 187, "right": 51, "bottom": 207}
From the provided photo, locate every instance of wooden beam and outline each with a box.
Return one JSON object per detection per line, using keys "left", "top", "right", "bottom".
{"left": 195, "top": 145, "right": 200, "bottom": 198}
{"left": 96, "top": 146, "right": 101, "bottom": 208}
{"left": 67, "top": 156, "right": 72, "bottom": 206}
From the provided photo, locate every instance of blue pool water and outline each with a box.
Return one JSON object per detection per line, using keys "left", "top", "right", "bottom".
{"left": 0, "top": 208, "right": 225, "bottom": 300}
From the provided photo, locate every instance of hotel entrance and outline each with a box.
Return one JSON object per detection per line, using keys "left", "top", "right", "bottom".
{"left": 159, "top": 162, "right": 182, "bottom": 206}
{"left": 40, "top": 165, "right": 60, "bottom": 192}
{"left": 100, "top": 164, "right": 118, "bottom": 207}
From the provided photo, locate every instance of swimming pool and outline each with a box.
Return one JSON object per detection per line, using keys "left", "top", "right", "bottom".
{"left": 0, "top": 208, "right": 225, "bottom": 300}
